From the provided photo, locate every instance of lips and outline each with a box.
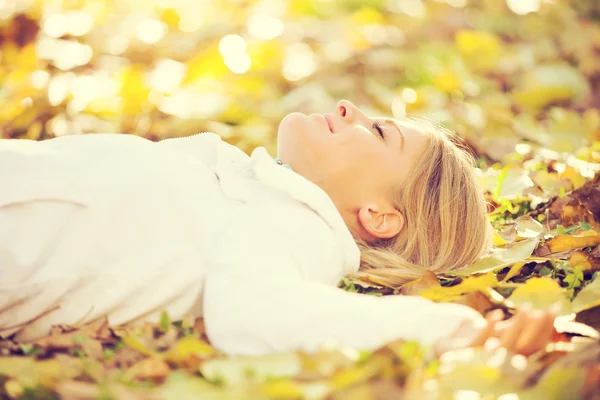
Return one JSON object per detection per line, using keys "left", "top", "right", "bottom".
{"left": 323, "top": 114, "right": 334, "bottom": 133}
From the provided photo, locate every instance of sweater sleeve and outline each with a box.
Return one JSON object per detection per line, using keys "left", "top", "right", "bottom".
{"left": 202, "top": 208, "right": 484, "bottom": 356}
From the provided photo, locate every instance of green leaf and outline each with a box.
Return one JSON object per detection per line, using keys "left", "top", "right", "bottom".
{"left": 564, "top": 265, "right": 584, "bottom": 289}
{"left": 160, "top": 310, "right": 171, "bottom": 332}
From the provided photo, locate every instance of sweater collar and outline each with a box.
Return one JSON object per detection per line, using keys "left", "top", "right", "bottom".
{"left": 250, "top": 147, "right": 360, "bottom": 276}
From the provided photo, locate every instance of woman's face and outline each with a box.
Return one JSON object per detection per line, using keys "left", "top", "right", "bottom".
{"left": 277, "top": 100, "right": 430, "bottom": 214}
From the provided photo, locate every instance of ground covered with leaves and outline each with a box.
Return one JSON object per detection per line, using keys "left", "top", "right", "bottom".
{"left": 2, "top": 0, "right": 600, "bottom": 399}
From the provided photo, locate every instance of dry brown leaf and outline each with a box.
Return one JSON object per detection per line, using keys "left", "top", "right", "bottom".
{"left": 400, "top": 271, "right": 440, "bottom": 296}
{"left": 576, "top": 306, "right": 600, "bottom": 332}
{"left": 452, "top": 291, "right": 495, "bottom": 315}
{"left": 532, "top": 173, "right": 600, "bottom": 231}
{"left": 55, "top": 380, "right": 100, "bottom": 400}
{"left": 33, "top": 328, "right": 104, "bottom": 360}
{"left": 567, "top": 248, "right": 600, "bottom": 272}
{"left": 124, "top": 356, "right": 171, "bottom": 381}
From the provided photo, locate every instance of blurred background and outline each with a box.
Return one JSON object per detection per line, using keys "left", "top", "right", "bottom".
{"left": 0, "top": 0, "right": 599, "bottom": 163}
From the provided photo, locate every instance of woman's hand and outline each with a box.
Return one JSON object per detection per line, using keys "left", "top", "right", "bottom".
{"left": 435, "top": 306, "right": 557, "bottom": 357}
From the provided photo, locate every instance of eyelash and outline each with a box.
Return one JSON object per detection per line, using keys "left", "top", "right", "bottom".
{"left": 372, "top": 121, "right": 385, "bottom": 138}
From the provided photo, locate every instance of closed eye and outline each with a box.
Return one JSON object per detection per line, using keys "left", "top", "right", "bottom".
{"left": 372, "top": 121, "right": 385, "bottom": 139}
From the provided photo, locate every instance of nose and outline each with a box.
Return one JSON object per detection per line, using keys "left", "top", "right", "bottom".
{"left": 336, "top": 99, "right": 367, "bottom": 124}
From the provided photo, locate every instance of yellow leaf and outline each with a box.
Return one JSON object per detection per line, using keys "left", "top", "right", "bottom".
{"left": 332, "top": 356, "right": 390, "bottom": 389}
{"left": 161, "top": 8, "right": 180, "bottom": 28}
{"left": 400, "top": 271, "right": 441, "bottom": 296}
{"left": 545, "top": 234, "right": 600, "bottom": 254}
{"left": 0, "top": 357, "right": 82, "bottom": 387}
{"left": 513, "top": 65, "right": 589, "bottom": 111}
{"left": 114, "top": 65, "right": 151, "bottom": 115}
{"left": 502, "top": 262, "right": 526, "bottom": 282}
{"left": 514, "top": 87, "right": 573, "bottom": 111}
{"left": 508, "top": 277, "right": 571, "bottom": 314}
{"left": 492, "top": 230, "right": 508, "bottom": 246}
{"left": 351, "top": 7, "right": 384, "bottom": 25}
{"left": 433, "top": 69, "right": 461, "bottom": 93}
{"left": 259, "top": 380, "right": 304, "bottom": 398}
{"left": 560, "top": 166, "right": 587, "bottom": 190}
{"left": 165, "top": 336, "right": 214, "bottom": 363}
{"left": 183, "top": 46, "right": 228, "bottom": 83}
{"left": 122, "top": 334, "right": 154, "bottom": 356}
{"left": 455, "top": 30, "right": 502, "bottom": 71}
{"left": 247, "top": 41, "right": 284, "bottom": 72}
{"left": 420, "top": 272, "right": 498, "bottom": 302}
{"left": 5, "top": 379, "right": 24, "bottom": 398}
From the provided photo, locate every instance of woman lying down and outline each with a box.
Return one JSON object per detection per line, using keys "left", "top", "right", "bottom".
{"left": 0, "top": 100, "right": 555, "bottom": 357}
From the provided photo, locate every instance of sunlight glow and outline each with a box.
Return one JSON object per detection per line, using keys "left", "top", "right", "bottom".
{"left": 453, "top": 390, "right": 481, "bottom": 400}
{"left": 42, "top": 13, "right": 67, "bottom": 37}
{"left": 137, "top": 19, "right": 167, "bottom": 44}
{"left": 506, "top": 0, "right": 542, "bottom": 15}
{"left": 402, "top": 88, "right": 418, "bottom": 103}
{"left": 224, "top": 52, "right": 252, "bottom": 74}
{"left": 248, "top": 13, "right": 284, "bottom": 40}
{"left": 30, "top": 70, "right": 50, "bottom": 89}
{"left": 283, "top": 43, "right": 317, "bottom": 81}
{"left": 159, "top": 88, "right": 227, "bottom": 119}
{"left": 48, "top": 73, "right": 73, "bottom": 106}
{"left": 219, "top": 34, "right": 247, "bottom": 57}
{"left": 498, "top": 394, "right": 520, "bottom": 400}
{"left": 148, "top": 59, "right": 187, "bottom": 93}
{"left": 106, "top": 35, "right": 129, "bottom": 55}
{"left": 509, "top": 354, "right": 528, "bottom": 371}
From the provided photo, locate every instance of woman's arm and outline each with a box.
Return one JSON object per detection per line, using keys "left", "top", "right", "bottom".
{"left": 204, "top": 268, "right": 484, "bottom": 355}
{"left": 202, "top": 206, "right": 484, "bottom": 356}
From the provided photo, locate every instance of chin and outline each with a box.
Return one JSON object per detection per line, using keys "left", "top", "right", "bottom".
{"left": 277, "top": 112, "right": 308, "bottom": 153}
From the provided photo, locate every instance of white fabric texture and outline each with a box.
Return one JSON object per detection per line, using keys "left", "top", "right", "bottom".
{"left": 0, "top": 132, "right": 483, "bottom": 354}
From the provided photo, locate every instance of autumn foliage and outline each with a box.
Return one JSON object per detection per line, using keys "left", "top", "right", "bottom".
{"left": 1, "top": 0, "right": 600, "bottom": 399}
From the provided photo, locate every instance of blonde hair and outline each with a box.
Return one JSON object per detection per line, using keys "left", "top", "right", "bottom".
{"left": 355, "top": 116, "right": 493, "bottom": 288}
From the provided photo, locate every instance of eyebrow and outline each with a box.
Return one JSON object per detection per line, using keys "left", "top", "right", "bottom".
{"left": 384, "top": 119, "right": 405, "bottom": 151}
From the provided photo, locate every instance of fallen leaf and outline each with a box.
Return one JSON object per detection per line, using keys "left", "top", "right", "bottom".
{"left": 542, "top": 233, "right": 600, "bottom": 254}
{"left": 123, "top": 356, "right": 171, "bottom": 381}
{"left": 55, "top": 380, "right": 100, "bottom": 400}
{"left": 446, "top": 239, "right": 539, "bottom": 277}
{"left": 164, "top": 336, "right": 215, "bottom": 364}
{"left": 567, "top": 249, "right": 600, "bottom": 272}
{"left": 572, "top": 277, "right": 600, "bottom": 313}
{"left": 199, "top": 353, "right": 302, "bottom": 386}
{"left": 400, "top": 271, "right": 440, "bottom": 296}
{"left": 452, "top": 291, "right": 495, "bottom": 315}
{"left": 502, "top": 262, "right": 526, "bottom": 282}
{"left": 507, "top": 277, "right": 572, "bottom": 314}
{"left": 420, "top": 272, "right": 498, "bottom": 302}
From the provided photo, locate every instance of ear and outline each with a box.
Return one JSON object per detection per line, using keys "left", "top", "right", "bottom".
{"left": 357, "top": 205, "right": 405, "bottom": 240}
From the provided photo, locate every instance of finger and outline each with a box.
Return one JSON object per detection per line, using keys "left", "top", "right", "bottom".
{"left": 498, "top": 309, "right": 529, "bottom": 350}
{"left": 514, "top": 311, "right": 555, "bottom": 356}
{"left": 470, "top": 314, "right": 500, "bottom": 347}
